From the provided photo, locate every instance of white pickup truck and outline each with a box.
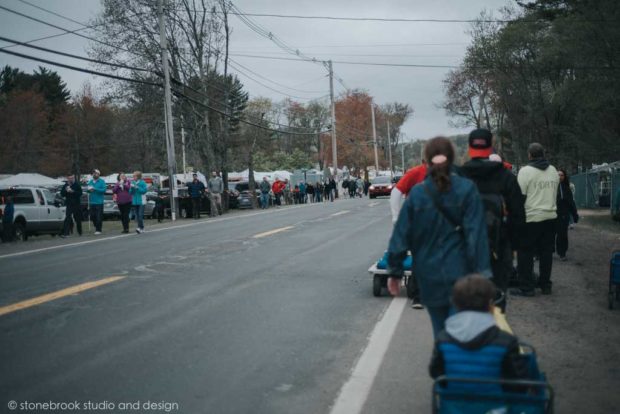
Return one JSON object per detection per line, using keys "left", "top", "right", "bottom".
{"left": 0, "top": 186, "right": 66, "bottom": 241}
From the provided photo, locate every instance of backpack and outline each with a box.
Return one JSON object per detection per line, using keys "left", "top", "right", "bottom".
{"left": 479, "top": 190, "right": 505, "bottom": 260}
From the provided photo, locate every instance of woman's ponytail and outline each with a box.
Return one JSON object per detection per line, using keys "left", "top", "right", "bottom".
{"left": 424, "top": 137, "right": 455, "bottom": 193}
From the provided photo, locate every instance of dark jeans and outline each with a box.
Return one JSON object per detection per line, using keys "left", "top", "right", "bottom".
{"left": 518, "top": 219, "right": 556, "bottom": 291}
{"left": 555, "top": 215, "right": 570, "bottom": 257}
{"left": 90, "top": 204, "right": 103, "bottom": 232}
{"left": 191, "top": 198, "right": 201, "bottom": 219}
{"left": 275, "top": 193, "right": 282, "bottom": 206}
{"left": 63, "top": 204, "right": 82, "bottom": 236}
{"left": 118, "top": 203, "right": 131, "bottom": 231}
{"left": 427, "top": 305, "right": 456, "bottom": 339}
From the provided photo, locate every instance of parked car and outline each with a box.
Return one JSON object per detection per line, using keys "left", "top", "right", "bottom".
{"left": 232, "top": 181, "right": 262, "bottom": 209}
{"left": 103, "top": 193, "right": 120, "bottom": 219}
{"left": 0, "top": 186, "right": 66, "bottom": 241}
{"left": 227, "top": 181, "right": 240, "bottom": 209}
{"left": 368, "top": 176, "right": 394, "bottom": 199}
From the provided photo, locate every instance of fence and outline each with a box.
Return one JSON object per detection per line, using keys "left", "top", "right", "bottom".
{"left": 571, "top": 171, "right": 620, "bottom": 211}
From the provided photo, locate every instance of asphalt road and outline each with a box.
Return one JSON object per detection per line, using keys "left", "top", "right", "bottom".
{"left": 1, "top": 198, "right": 429, "bottom": 414}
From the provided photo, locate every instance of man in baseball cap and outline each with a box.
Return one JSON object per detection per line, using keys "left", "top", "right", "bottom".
{"left": 460, "top": 128, "right": 525, "bottom": 310}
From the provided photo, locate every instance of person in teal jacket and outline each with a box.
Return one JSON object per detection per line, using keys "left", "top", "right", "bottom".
{"left": 130, "top": 170, "right": 148, "bottom": 234}
{"left": 87, "top": 169, "right": 107, "bottom": 234}
{"left": 387, "top": 137, "right": 491, "bottom": 337}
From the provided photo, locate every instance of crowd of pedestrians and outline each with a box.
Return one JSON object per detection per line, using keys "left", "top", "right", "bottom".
{"left": 385, "top": 129, "right": 579, "bottom": 394}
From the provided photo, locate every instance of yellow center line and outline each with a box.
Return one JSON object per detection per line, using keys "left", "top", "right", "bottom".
{"left": 0, "top": 276, "right": 126, "bottom": 317}
{"left": 253, "top": 226, "right": 295, "bottom": 239}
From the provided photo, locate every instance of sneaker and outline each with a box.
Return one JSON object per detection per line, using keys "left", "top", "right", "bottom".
{"left": 122, "top": 230, "right": 129, "bottom": 234}
{"left": 94, "top": 231, "right": 101, "bottom": 235}
{"left": 509, "top": 288, "right": 535, "bottom": 297}
{"left": 135, "top": 228, "right": 143, "bottom": 234}
{"left": 559, "top": 256, "right": 567, "bottom": 261}
{"left": 60, "top": 234, "right": 68, "bottom": 238}
{"left": 411, "top": 298, "right": 424, "bottom": 309}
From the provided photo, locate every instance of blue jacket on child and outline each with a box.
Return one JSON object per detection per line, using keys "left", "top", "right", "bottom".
{"left": 429, "top": 311, "right": 528, "bottom": 393}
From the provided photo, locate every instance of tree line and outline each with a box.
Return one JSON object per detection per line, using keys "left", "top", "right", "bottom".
{"left": 443, "top": 0, "right": 620, "bottom": 170}
{"left": 0, "top": 0, "right": 412, "bottom": 181}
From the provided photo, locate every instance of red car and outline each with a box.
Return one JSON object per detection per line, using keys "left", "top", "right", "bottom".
{"left": 368, "top": 176, "right": 394, "bottom": 199}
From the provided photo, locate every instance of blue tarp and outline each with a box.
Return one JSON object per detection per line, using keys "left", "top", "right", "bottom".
{"left": 376, "top": 251, "right": 412, "bottom": 270}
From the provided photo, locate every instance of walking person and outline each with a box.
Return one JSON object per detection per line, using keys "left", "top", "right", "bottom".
{"left": 208, "top": 171, "right": 223, "bottom": 217}
{"left": 130, "top": 171, "right": 148, "bottom": 234}
{"left": 556, "top": 169, "right": 579, "bottom": 261}
{"left": 61, "top": 174, "right": 83, "bottom": 237}
{"left": 460, "top": 129, "right": 525, "bottom": 311}
{"left": 1, "top": 195, "right": 15, "bottom": 242}
{"left": 513, "top": 143, "right": 560, "bottom": 296}
{"left": 187, "top": 173, "right": 205, "bottom": 219}
{"left": 113, "top": 173, "right": 132, "bottom": 233}
{"left": 386, "top": 136, "right": 491, "bottom": 337}
{"left": 259, "top": 176, "right": 271, "bottom": 209}
{"left": 87, "top": 169, "right": 106, "bottom": 235}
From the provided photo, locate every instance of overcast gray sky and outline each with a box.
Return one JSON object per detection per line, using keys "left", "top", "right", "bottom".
{"left": 0, "top": 0, "right": 510, "bottom": 141}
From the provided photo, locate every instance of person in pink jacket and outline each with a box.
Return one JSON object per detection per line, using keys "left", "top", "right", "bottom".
{"left": 113, "top": 173, "right": 132, "bottom": 233}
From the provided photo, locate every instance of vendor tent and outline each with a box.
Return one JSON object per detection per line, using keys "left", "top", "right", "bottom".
{"left": 0, "top": 173, "right": 63, "bottom": 187}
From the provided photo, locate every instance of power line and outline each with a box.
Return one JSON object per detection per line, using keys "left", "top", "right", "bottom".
{"left": 229, "top": 53, "right": 458, "bottom": 68}
{"left": 0, "top": 35, "right": 156, "bottom": 74}
{"left": 173, "top": 89, "right": 329, "bottom": 136}
{"left": 15, "top": 0, "right": 89, "bottom": 27}
{"left": 0, "top": 5, "right": 150, "bottom": 61}
{"left": 0, "top": 48, "right": 163, "bottom": 86}
{"left": 228, "top": 61, "right": 327, "bottom": 100}
{"left": 228, "top": 58, "right": 327, "bottom": 94}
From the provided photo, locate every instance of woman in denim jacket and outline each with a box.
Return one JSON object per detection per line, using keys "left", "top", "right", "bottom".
{"left": 387, "top": 136, "right": 491, "bottom": 337}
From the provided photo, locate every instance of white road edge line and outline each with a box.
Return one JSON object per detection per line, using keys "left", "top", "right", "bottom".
{"left": 0, "top": 203, "right": 324, "bottom": 260}
{"left": 329, "top": 297, "right": 407, "bottom": 414}
{"left": 330, "top": 210, "right": 350, "bottom": 217}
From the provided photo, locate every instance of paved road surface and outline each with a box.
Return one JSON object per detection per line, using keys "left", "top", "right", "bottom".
{"left": 0, "top": 198, "right": 434, "bottom": 414}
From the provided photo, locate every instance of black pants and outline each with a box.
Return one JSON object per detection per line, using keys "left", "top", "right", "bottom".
{"left": 63, "top": 204, "right": 82, "bottom": 236}
{"left": 491, "top": 241, "right": 512, "bottom": 311}
{"left": 1, "top": 222, "right": 14, "bottom": 242}
{"left": 406, "top": 274, "right": 420, "bottom": 301}
{"left": 275, "top": 193, "right": 282, "bottom": 206}
{"left": 118, "top": 203, "right": 131, "bottom": 231}
{"left": 518, "top": 219, "right": 556, "bottom": 291}
{"left": 90, "top": 204, "right": 103, "bottom": 232}
{"left": 555, "top": 215, "right": 570, "bottom": 257}
{"left": 191, "top": 198, "right": 201, "bottom": 219}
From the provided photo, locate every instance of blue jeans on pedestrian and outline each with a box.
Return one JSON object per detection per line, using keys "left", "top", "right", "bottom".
{"left": 133, "top": 204, "right": 145, "bottom": 230}
{"left": 90, "top": 204, "right": 103, "bottom": 232}
{"left": 426, "top": 305, "right": 456, "bottom": 338}
{"left": 260, "top": 192, "right": 269, "bottom": 209}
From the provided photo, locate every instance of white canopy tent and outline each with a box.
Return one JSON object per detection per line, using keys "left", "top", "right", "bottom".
{"left": 0, "top": 173, "right": 64, "bottom": 187}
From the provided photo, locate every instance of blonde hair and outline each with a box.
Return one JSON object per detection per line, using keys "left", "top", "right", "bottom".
{"left": 133, "top": 171, "right": 142, "bottom": 179}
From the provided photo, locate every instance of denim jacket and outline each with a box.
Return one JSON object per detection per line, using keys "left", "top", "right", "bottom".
{"left": 387, "top": 173, "right": 491, "bottom": 307}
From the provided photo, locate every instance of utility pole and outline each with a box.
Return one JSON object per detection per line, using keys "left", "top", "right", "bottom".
{"left": 386, "top": 118, "right": 393, "bottom": 178}
{"left": 328, "top": 60, "right": 338, "bottom": 179}
{"left": 370, "top": 102, "right": 379, "bottom": 173}
{"left": 180, "top": 114, "right": 187, "bottom": 176}
{"left": 158, "top": 0, "right": 177, "bottom": 221}
{"left": 401, "top": 136, "right": 405, "bottom": 172}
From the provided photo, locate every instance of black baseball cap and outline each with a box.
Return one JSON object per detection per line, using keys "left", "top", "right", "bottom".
{"left": 468, "top": 128, "right": 493, "bottom": 158}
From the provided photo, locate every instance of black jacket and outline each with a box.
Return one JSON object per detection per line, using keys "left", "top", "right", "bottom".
{"left": 557, "top": 182, "right": 578, "bottom": 222}
{"left": 60, "top": 181, "right": 83, "bottom": 207}
{"left": 460, "top": 158, "right": 525, "bottom": 249}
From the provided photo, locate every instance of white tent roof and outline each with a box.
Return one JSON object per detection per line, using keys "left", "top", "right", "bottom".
{"left": 0, "top": 173, "right": 63, "bottom": 187}
{"left": 229, "top": 170, "right": 291, "bottom": 182}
